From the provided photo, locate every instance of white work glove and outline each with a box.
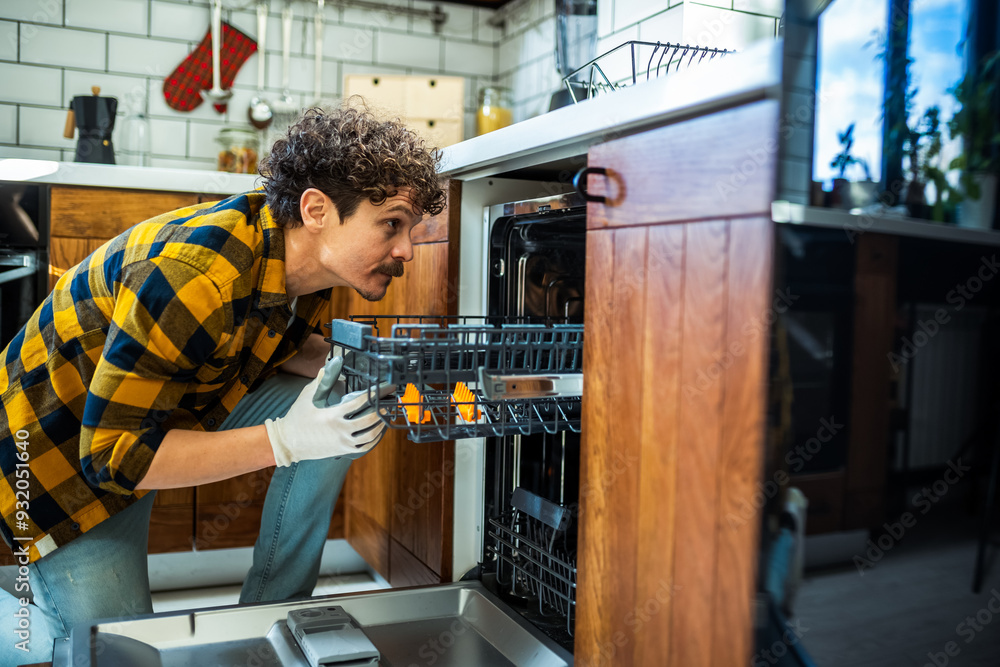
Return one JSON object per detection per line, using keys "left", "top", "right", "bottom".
{"left": 265, "top": 356, "right": 395, "bottom": 467}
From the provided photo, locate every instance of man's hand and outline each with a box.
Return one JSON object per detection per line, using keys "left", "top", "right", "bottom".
{"left": 265, "top": 356, "right": 394, "bottom": 467}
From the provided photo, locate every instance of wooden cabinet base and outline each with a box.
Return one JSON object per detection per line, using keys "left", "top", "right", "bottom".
{"left": 195, "top": 503, "right": 265, "bottom": 551}
{"left": 149, "top": 506, "right": 194, "bottom": 553}
{"left": 390, "top": 537, "right": 441, "bottom": 587}
{"left": 346, "top": 502, "right": 390, "bottom": 580}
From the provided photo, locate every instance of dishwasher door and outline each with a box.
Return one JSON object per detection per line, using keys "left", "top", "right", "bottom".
{"left": 53, "top": 581, "right": 573, "bottom": 666}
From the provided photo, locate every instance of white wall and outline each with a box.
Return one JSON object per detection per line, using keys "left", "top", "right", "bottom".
{"left": 499, "top": 0, "right": 784, "bottom": 123}
{"left": 0, "top": 0, "right": 787, "bottom": 169}
{"left": 0, "top": 0, "right": 499, "bottom": 170}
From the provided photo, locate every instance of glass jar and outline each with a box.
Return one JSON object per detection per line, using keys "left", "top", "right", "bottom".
{"left": 216, "top": 126, "right": 259, "bottom": 174}
{"left": 119, "top": 111, "right": 151, "bottom": 167}
{"left": 476, "top": 87, "right": 513, "bottom": 136}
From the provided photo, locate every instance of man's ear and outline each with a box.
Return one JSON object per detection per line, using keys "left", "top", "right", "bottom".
{"left": 299, "top": 188, "right": 336, "bottom": 231}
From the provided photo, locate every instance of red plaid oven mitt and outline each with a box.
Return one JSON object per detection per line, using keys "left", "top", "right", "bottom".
{"left": 163, "top": 22, "right": 257, "bottom": 113}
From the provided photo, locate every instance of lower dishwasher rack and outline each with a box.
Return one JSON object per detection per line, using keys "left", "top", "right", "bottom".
{"left": 326, "top": 316, "right": 584, "bottom": 442}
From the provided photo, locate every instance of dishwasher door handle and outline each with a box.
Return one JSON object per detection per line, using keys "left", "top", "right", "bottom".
{"left": 478, "top": 369, "right": 583, "bottom": 400}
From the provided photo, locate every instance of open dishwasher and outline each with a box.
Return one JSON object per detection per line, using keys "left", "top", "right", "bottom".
{"left": 52, "top": 194, "right": 586, "bottom": 666}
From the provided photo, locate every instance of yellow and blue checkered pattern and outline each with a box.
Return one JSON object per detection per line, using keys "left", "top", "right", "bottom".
{"left": 0, "top": 190, "right": 330, "bottom": 562}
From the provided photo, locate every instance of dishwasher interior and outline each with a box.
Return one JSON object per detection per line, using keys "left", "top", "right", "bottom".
{"left": 480, "top": 195, "right": 586, "bottom": 651}
{"left": 331, "top": 193, "right": 588, "bottom": 652}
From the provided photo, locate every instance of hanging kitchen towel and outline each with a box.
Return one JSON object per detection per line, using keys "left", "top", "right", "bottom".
{"left": 163, "top": 22, "right": 256, "bottom": 113}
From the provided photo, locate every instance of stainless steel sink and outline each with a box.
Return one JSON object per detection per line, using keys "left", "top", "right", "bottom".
{"left": 53, "top": 581, "right": 574, "bottom": 666}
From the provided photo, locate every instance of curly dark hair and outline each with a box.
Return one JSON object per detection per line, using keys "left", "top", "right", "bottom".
{"left": 259, "top": 105, "right": 446, "bottom": 227}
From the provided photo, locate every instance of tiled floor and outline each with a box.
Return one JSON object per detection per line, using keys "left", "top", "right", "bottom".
{"left": 793, "top": 485, "right": 1000, "bottom": 667}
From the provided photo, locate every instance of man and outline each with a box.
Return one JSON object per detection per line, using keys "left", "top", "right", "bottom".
{"left": 0, "top": 106, "right": 445, "bottom": 664}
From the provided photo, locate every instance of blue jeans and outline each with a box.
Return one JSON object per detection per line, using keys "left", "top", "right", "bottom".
{"left": 0, "top": 371, "right": 352, "bottom": 665}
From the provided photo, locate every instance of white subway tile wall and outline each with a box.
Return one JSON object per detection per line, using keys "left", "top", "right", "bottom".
{"left": 65, "top": 0, "right": 147, "bottom": 34}
{"left": 0, "top": 0, "right": 786, "bottom": 167}
{"left": 20, "top": 24, "right": 106, "bottom": 70}
{"left": 0, "top": 0, "right": 501, "bottom": 168}
{"left": 0, "top": 105, "right": 16, "bottom": 144}
{"left": 0, "top": 0, "right": 64, "bottom": 26}
{"left": 779, "top": 21, "right": 819, "bottom": 204}
{"left": 0, "top": 20, "right": 18, "bottom": 61}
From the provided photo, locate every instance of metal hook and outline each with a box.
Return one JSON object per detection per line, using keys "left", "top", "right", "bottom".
{"left": 656, "top": 41, "right": 670, "bottom": 78}
{"left": 646, "top": 41, "right": 661, "bottom": 81}
{"left": 665, "top": 43, "right": 681, "bottom": 74}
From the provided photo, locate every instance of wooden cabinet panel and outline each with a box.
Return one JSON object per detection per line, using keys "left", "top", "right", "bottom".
{"left": 576, "top": 100, "right": 778, "bottom": 667}
{"left": 672, "top": 220, "right": 729, "bottom": 667}
{"left": 195, "top": 503, "right": 265, "bottom": 550}
{"left": 584, "top": 101, "right": 778, "bottom": 229}
{"left": 844, "top": 233, "right": 898, "bottom": 529}
{"left": 195, "top": 469, "right": 272, "bottom": 551}
{"left": 576, "top": 227, "right": 643, "bottom": 665}
{"left": 389, "top": 537, "right": 440, "bottom": 588}
{"left": 48, "top": 236, "right": 104, "bottom": 291}
{"left": 50, "top": 185, "right": 201, "bottom": 238}
{"left": 711, "top": 216, "right": 774, "bottom": 667}
{"left": 346, "top": 501, "right": 390, "bottom": 578}
{"left": 149, "top": 506, "right": 194, "bottom": 553}
{"left": 634, "top": 224, "right": 684, "bottom": 667}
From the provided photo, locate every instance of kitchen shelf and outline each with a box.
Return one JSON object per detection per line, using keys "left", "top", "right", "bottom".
{"left": 772, "top": 200, "right": 1000, "bottom": 247}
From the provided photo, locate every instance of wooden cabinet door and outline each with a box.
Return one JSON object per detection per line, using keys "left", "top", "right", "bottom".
{"left": 47, "top": 186, "right": 204, "bottom": 293}
{"left": 576, "top": 101, "right": 779, "bottom": 667}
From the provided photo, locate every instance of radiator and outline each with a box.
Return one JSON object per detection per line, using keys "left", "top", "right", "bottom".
{"left": 900, "top": 303, "right": 987, "bottom": 470}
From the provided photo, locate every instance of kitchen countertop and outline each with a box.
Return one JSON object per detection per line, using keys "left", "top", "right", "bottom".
{"left": 0, "top": 159, "right": 260, "bottom": 195}
{"left": 440, "top": 39, "right": 783, "bottom": 180}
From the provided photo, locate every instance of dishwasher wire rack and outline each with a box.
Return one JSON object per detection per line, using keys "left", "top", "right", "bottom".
{"left": 327, "top": 316, "right": 584, "bottom": 442}
{"left": 488, "top": 508, "right": 578, "bottom": 637}
{"left": 562, "top": 39, "right": 734, "bottom": 103}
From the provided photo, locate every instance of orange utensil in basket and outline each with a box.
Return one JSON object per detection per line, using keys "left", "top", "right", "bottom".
{"left": 400, "top": 383, "right": 432, "bottom": 424}
{"left": 452, "top": 382, "right": 481, "bottom": 422}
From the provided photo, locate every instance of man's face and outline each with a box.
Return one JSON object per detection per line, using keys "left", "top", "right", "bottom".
{"left": 315, "top": 187, "right": 423, "bottom": 301}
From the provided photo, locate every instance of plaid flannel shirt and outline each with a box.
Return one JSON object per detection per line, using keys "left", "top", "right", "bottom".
{"left": 0, "top": 190, "right": 330, "bottom": 562}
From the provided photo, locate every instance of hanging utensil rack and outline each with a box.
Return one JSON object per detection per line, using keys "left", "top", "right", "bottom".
{"left": 562, "top": 39, "right": 734, "bottom": 103}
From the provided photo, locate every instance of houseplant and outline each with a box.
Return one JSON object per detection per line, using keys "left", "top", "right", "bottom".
{"left": 903, "top": 105, "right": 962, "bottom": 222}
{"left": 947, "top": 51, "right": 1000, "bottom": 229}
{"left": 829, "top": 123, "right": 875, "bottom": 208}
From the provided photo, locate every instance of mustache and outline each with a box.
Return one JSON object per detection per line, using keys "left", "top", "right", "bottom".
{"left": 377, "top": 262, "right": 405, "bottom": 278}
